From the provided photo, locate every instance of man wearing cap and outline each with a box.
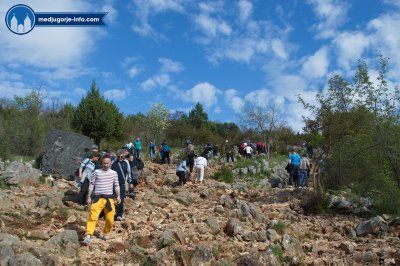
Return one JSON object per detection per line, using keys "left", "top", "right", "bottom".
{"left": 111, "top": 149, "right": 130, "bottom": 221}
{"left": 82, "top": 156, "right": 121, "bottom": 245}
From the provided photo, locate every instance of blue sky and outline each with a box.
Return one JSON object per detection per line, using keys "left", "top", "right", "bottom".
{"left": 1, "top": 0, "right": 400, "bottom": 131}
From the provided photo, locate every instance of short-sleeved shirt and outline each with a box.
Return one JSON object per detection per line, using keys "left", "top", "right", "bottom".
{"left": 177, "top": 160, "right": 187, "bottom": 172}
{"left": 80, "top": 158, "right": 96, "bottom": 180}
{"left": 245, "top": 146, "right": 253, "bottom": 154}
{"left": 289, "top": 153, "right": 301, "bottom": 166}
{"left": 195, "top": 156, "right": 208, "bottom": 167}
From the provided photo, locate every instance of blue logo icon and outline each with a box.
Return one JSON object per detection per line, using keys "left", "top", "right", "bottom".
{"left": 5, "top": 4, "right": 36, "bottom": 35}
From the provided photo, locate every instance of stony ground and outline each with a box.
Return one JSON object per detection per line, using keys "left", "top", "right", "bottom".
{"left": 1, "top": 161, "right": 400, "bottom": 265}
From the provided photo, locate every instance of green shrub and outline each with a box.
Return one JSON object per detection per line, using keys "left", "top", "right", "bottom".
{"left": 0, "top": 180, "right": 8, "bottom": 189}
{"left": 235, "top": 158, "right": 254, "bottom": 169}
{"left": 270, "top": 244, "right": 284, "bottom": 263}
{"left": 272, "top": 221, "right": 287, "bottom": 235}
{"left": 214, "top": 166, "right": 235, "bottom": 183}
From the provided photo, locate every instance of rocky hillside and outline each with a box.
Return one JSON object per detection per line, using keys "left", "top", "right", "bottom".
{"left": 0, "top": 160, "right": 400, "bottom": 265}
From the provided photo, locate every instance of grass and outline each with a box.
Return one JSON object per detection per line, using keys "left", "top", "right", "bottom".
{"left": 270, "top": 244, "right": 284, "bottom": 263}
{"left": 272, "top": 221, "right": 287, "bottom": 235}
{"left": 269, "top": 155, "right": 288, "bottom": 168}
{"left": 39, "top": 176, "right": 46, "bottom": 184}
{"left": 214, "top": 166, "right": 235, "bottom": 183}
{"left": 234, "top": 157, "right": 254, "bottom": 169}
{"left": 0, "top": 180, "right": 8, "bottom": 189}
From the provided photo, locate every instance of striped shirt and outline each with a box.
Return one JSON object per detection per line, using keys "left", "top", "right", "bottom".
{"left": 89, "top": 169, "right": 119, "bottom": 196}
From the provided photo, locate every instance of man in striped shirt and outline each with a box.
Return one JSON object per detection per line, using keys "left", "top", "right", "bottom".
{"left": 82, "top": 156, "right": 121, "bottom": 245}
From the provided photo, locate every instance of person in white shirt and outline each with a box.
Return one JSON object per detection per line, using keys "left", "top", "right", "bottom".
{"left": 194, "top": 155, "right": 208, "bottom": 184}
{"left": 299, "top": 154, "right": 310, "bottom": 187}
{"left": 245, "top": 145, "right": 253, "bottom": 159}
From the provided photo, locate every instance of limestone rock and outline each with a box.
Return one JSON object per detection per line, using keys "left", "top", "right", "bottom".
{"left": 44, "top": 230, "right": 79, "bottom": 258}
{"left": 15, "top": 252, "right": 42, "bottom": 266}
{"left": 355, "top": 215, "right": 388, "bottom": 237}
{"left": 225, "top": 218, "right": 242, "bottom": 237}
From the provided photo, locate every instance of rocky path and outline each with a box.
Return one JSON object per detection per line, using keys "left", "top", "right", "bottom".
{"left": 1, "top": 161, "right": 400, "bottom": 265}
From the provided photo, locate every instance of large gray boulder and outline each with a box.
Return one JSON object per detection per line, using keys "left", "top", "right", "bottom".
{"left": 41, "top": 129, "right": 93, "bottom": 179}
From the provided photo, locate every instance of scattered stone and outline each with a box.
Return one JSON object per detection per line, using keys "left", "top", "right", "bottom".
{"left": 236, "top": 253, "right": 259, "bottom": 266}
{"left": 157, "top": 230, "right": 175, "bottom": 249}
{"left": 44, "top": 230, "right": 79, "bottom": 258}
{"left": 339, "top": 242, "right": 357, "bottom": 254}
{"left": 267, "top": 229, "right": 279, "bottom": 242}
{"left": 15, "top": 252, "right": 42, "bottom": 266}
{"left": 206, "top": 218, "right": 220, "bottom": 234}
{"left": 191, "top": 245, "right": 213, "bottom": 264}
{"left": 27, "top": 230, "right": 50, "bottom": 240}
{"left": 0, "top": 244, "right": 15, "bottom": 266}
{"left": 355, "top": 216, "right": 388, "bottom": 237}
{"left": 106, "top": 242, "right": 126, "bottom": 253}
{"left": 225, "top": 218, "right": 242, "bottom": 237}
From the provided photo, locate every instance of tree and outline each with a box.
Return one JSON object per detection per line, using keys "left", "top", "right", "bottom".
{"left": 72, "top": 81, "right": 123, "bottom": 145}
{"left": 239, "top": 103, "right": 284, "bottom": 158}
{"left": 300, "top": 56, "right": 400, "bottom": 214}
{"left": 188, "top": 103, "right": 208, "bottom": 129}
{"left": 142, "top": 103, "right": 171, "bottom": 145}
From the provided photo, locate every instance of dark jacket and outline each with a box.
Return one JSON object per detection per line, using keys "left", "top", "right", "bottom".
{"left": 111, "top": 160, "right": 129, "bottom": 198}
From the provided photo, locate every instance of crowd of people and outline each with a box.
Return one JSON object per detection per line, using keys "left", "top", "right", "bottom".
{"left": 76, "top": 137, "right": 313, "bottom": 245}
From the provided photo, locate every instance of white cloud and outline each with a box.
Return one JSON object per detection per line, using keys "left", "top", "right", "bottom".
{"left": 0, "top": 81, "right": 32, "bottom": 99}
{"left": 128, "top": 67, "right": 140, "bottom": 78}
{"left": 102, "top": 2, "right": 118, "bottom": 24}
{"left": 194, "top": 13, "right": 232, "bottom": 38}
{"left": 183, "top": 82, "right": 221, "bottom": 107}
{"left": 140, "top": 57, "right": 183, "bottom": 91}
{"left": 307, "top": 0, "right": 349, "bottom": 39}
{"left": 333, "top": 31, "right": 370, "bottom": 70}
{"left": 214, "top": 106, "right": 222, "bottom": 113}
{"left": 270, "top": 39, "right": 288, "bottom": 60}
{"left": 368, "top": 14, "right": 400, "bottom": 73}
{"left": 131, "top": 0, "right": 185, "bottom": 38}
{"left": 74, "top": 87, "right": 87, "bottom": 97}
{"left": 104, "top": 89, "right": 128, "bottom": 101}
{"left": 141, "top": 74, "right": 171, "bottom": 91}
{"left": 302, "top": 46, "right": 330, "bottom": 79}
{"left": 159, "top": 58, "right": 184, "bottom": 73}
{"left": 238, "top": 0, "right": 253, "bottom": 22}
{"left": 224, "top": 89, "right": 244, "bottom": 112}
{"left": 244, "top": 89, "right": 270, "bottom": 108}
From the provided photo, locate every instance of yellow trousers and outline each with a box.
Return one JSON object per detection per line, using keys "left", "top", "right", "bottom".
{"left": 86, "top": 198, "right": 115, "bottom": 236}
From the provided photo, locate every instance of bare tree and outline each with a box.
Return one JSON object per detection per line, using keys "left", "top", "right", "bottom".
{"left": 239, "top": 103, "right": 284, "bottom": 159}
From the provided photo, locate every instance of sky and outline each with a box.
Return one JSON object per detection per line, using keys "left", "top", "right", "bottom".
{"left": 1, "top": 0, "right": 400, "bottom": 131}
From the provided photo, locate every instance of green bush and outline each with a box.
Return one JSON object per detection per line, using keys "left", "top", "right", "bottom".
{"left": 235, "top": 158, "right": 254, "bottom": 169}
{"left": 272, "top": 221, "right": 287, "bottom": 235}
{"left": 214, "top": 166, "right": 235, "bottom": 183}
{"left": 270, "top": 244, "right": 284, "bottom": 263}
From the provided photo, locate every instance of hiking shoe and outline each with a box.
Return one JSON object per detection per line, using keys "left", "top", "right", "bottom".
{"left": 116, "top": 216, "right": 123, "bottom": 221}
{"left": 82, "top": 235, "right": 91, "bottom": 245}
